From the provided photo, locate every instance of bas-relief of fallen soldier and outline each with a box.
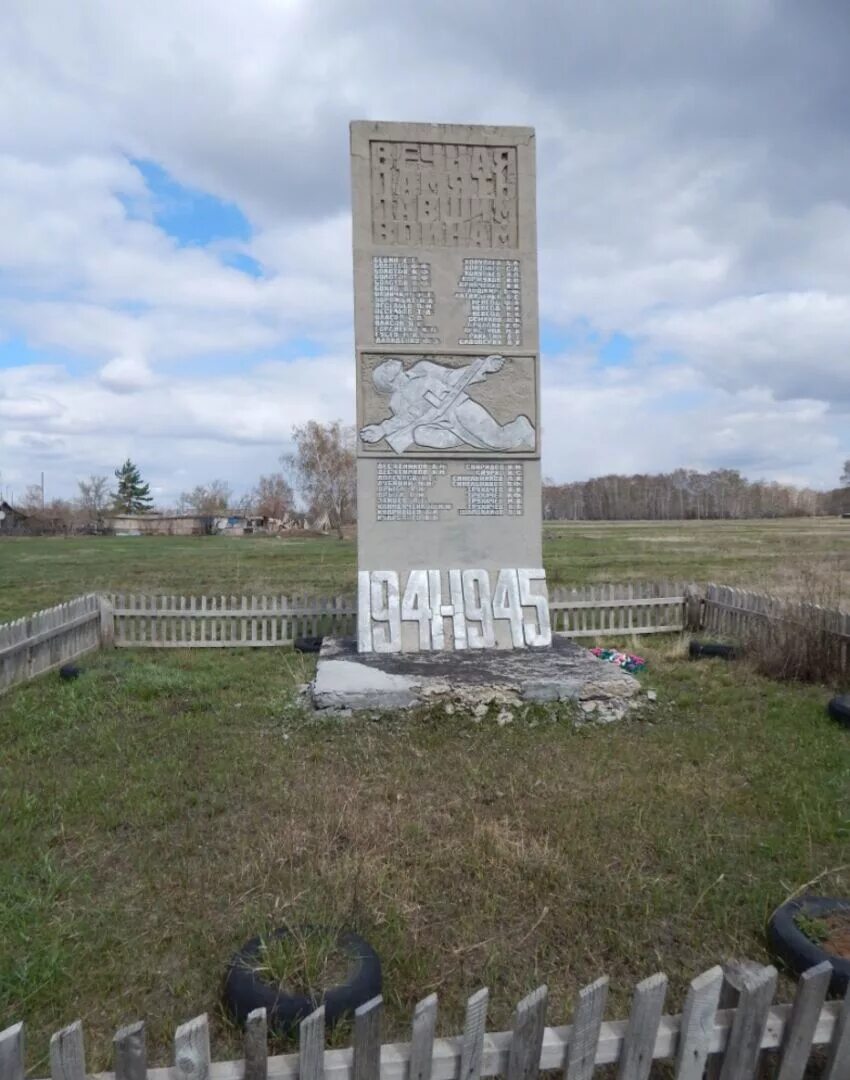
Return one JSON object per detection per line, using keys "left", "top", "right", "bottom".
{"left": 359, "top": 354, "right": 535, "bottom": 454}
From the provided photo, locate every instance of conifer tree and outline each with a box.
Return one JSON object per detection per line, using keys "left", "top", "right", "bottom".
{"left": 113, "top": 459, "right": 154, "bottom": 513}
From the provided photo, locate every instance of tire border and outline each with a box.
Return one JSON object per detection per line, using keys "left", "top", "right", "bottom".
{"left": 223, "top": 926, "right": 382, "bottom": 1034}
{"left": 767, "top": 895, "right": 850, "bottom": 995}
{"left": 688, "top": 640, "right": 740, "bottom": 661}
{"left": 294, "top": 636, "right": 324, "bottom": 654}
{"left": 827, "top": 695, "right": 850, "bottom": 730}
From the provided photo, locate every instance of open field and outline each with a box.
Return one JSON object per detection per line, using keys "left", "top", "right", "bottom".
{"left": 1, "top": 641, "right": 849, "bottom": 1071}
{"left": 1, "top": 518, "right": 848, "bottom": 622}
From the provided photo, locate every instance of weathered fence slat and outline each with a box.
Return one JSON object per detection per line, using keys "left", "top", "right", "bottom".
{"left": 50, "top": 1021, "right": 85, "bottom": 1080}
{"left": 113, "top": 1021, "right": 146, "bottom": 1080}
{"left": 824, "top": 983, "right": 850, "bottom": 1080}
{"left": 299, "top": 1006, "right": 325, "bottom": 1080}
{"left": 0, "top": 1023, "right": 25, "bottom": 1080}
{"left": 674, "top": 966, "right": 722, "bottom": 1080}
{"left": 174, "top": 1015, "right": 211, "bottom": 1080}
{"left": 775, "top": 960, "right": 831, "bottom": 1080}
{"left": 459, "top": 987, "right": 489, "bottom": 1080}
{"left": 409, "top": 995, "right": 438, "bottom": 1080}
{"left": 564, "top": 976, "right": 608, "bottom": 1080}
{"left": 506, "top": 985, "right": 548, "bottom": 1080}
{"left": 353, "top": 997, "right": 382, "bottom": 1080}
{"left": 718, "top": 965, "right": 777, "bottom": 1080}
{"left": 616, "top": 973, "right": 667, "bottom": 1080}
{"left": 244, "top": 1009, "right": 268, "bottom": 1080}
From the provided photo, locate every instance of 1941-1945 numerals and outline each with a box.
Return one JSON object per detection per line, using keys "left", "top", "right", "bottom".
{"left": 358, "top": 568, "right": 551, "bottom": 653}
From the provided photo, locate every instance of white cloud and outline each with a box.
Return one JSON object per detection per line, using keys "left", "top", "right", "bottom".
{"left": 99, "top": 355, "right": 156, "bottom": 393}
{"left": 0, "top": 354, "right": 354, "bottom": 503}
{"left": 0, "top": 0, "right": 848, "bottom": 496}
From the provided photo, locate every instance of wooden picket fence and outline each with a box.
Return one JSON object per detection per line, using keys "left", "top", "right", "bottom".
{"left": 0, "top": 594, "right": 103, "bottom": 694}
{"left": 2, "top": 962, "right": 849, "bottom": 1080}
{"left": 548, "top": 583, "right": 687, "bottom": 637}
{"left": 3, "top": 582, "right": 848, "bottom": 692}
{"left": 108, "top": 594, "right": 358, "bottom": 648}
{"left": 703, "top": 584, "right": 850, "bottom": 673}
{"left": 105, "top": 586, "right": 688, "bottom": 648}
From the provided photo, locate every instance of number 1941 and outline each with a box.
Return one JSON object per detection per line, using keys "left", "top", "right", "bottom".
{"left": 358, "top": 568, "right": 551, "bottom": 653}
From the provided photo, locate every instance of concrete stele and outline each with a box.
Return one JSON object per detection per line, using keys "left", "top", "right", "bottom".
{"left": 350, "top": 121, "right": 549, "bottom": 652}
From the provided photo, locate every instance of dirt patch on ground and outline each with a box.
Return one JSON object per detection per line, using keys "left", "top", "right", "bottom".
{"left": 822, "top": 911, "right": 850, "bottom": 960}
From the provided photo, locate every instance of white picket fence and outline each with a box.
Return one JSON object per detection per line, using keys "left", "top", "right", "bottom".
{"left": 2, "top": 581, "right": 848, "bottom": 692}
{"left": 548, "top": 582, "right": 687, "bottom": 637}
{"left": 108, "top": 594, "right": 358, "bottom": 648}
{"left": 0, "top": 594, "right": 103, "bottom": 694}
{"left": 106, "top": 585, "right": 687, "bottom": 649}
{"left": 2, "top": 962, "right": 848, "bottom": 1080}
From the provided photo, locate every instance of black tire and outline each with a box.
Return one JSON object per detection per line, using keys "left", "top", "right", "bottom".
{"left": 767, "top": 896, "right": 850, "bottom": 995}
{"left": 294, "top": 636, "right": 323, "bottom": 654}
{"left": 223, "top": 927, "right": 382, "bottom": 1034}
{"left": 827, "top": 695, "right": 850, "bottom": 729}
{"left": 688, "top": 640, "right": 740, "bottom": 661}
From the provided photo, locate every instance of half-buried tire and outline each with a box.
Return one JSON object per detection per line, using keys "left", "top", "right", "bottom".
{"left": 688, "top": 640, "right": 740, "bottom": 661}
{"left": 827, "top": 695, "right": 850, "bottom": 730}
{"left": 294, "top": 636, "right": 323, "bottom": 654}
{"left": 767, "top": 896, "right": 850, "bottom": 996}
{"left": 223, "top": 927, "right": 382, "bottom": 1034}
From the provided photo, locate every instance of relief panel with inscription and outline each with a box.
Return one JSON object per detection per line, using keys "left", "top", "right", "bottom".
{"left": 359, "top": 353, "right": 537, "bottom": 455}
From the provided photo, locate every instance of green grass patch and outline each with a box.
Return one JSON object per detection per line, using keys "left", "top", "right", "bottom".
{"left": 251, "top": 928, "right": 350, "bottom": 998}
{"left": 1, "top": 640, "right": 849, "bottom": 1070}
{"left": 2, "top": 518, "right": 849, "bottom": 622}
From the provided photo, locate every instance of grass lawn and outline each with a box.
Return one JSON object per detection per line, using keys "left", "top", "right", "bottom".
{"left": 1, "top": 518, "right": 848, "bottom": 622}
{"left": 2, "top": 639, "right": 849, "bottom": 1072}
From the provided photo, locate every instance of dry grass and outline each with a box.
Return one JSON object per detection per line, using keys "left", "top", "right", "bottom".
{"left": 742, "top": 562, "right": 848, "bottom": 682}
{"left": 2, "top": 642, "right": 849, "bottom": 1073}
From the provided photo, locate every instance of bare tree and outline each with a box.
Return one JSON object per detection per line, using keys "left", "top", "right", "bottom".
{"left": 178, "top": 480, "right": 232, "bottom": 515}
{"left": 251, "top": 472, "right": 294, "bottom": 518}
{"left": 841, "top": 459, "right": 850, "bottom": 487}
{"left": 76, "top": 475, "right": 110, "bottom": 528}
{"left": 283, "top": 421, "right": 356, "bottom": 539}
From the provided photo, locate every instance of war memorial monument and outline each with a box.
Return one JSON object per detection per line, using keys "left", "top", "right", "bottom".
{"left": 310, "top": 121, "right": 639, "bottom": 712}
{"left": 352, "top": 121, "right": 550, "bottom": 654}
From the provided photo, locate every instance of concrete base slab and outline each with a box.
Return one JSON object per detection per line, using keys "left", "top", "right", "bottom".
{"left": 310, "top": 635, "right": 642, "bottom": 720}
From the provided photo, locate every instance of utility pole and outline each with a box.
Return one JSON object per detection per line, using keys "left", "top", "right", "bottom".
{"left": 41, "top": 471, "right": 45, "bottom": 509}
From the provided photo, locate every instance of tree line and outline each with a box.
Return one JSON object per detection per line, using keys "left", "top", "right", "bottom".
{"left": 4, "top": 437, "right": 848, "bottom": 535}
{"left": 543, "top": 465, "right": 850, "bottom": 520}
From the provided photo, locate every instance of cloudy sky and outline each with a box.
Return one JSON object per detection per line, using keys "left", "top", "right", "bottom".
{"left": 1, "top": 0, "right": 848, "bottom": 506}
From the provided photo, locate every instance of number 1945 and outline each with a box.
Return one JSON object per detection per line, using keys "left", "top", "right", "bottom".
{"left": 358, "top": 567, "right": 551, "bottom": 653}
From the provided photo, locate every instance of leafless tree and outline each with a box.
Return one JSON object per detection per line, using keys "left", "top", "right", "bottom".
{"left": 542, "top": 469, "right": 825, "bottom": 521}
{"left": 178, "top": 480, "right": 232, "bottom": 515}
{"left": 250, "top": 472, "right": 294, "bottom": 518}
{"left": 76, "top": 475, "right": 110, "bottom": 528}
{"left": 283, "top": 420, "right": 356, "bottom": 538}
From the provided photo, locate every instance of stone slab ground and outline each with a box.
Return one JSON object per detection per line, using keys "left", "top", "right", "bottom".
{"left": 310, "top": 634, "right": 642, "bottom": 719}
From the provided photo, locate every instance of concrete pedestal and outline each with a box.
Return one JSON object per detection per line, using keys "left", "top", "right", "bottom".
{"left": 309, "top": 635, "right": 642, "bottom": 720}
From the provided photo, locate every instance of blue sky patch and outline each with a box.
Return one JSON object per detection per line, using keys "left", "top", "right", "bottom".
{"left": 222, "top": 251, "right": 264, "bottom": 278}
{"left": 540, "top": 321, "right": 637, "bottom": 368}
{"left": 598, "top": 332, "right": 634, "bottom": 366}
{"left": 0, "top": 336, "right": 94, "bottom": 374}
{"left": 127, "top": 158, "right": 252, "bottom": 247}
